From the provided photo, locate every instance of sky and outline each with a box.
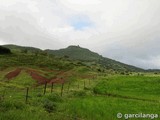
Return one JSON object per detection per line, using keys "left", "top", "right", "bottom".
{"left": 0, "top": 0, "right": 160, "bottom": 69}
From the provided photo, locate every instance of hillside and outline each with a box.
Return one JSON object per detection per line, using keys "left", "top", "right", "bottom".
{"left": 1, "top": 44, "right": 160, "bottom": 120}
{"left": 46, "top": 45, "right": 101, "bottom": 61}
{"left": 45, "top": 45, "right": 144, "bottom": 72}
{"left": 1, "top": 44, "right": 144, "bottom": 72}
{"left": 0, "top": 51, "right": 75, "bottom": 71}
{"left": 3, "top": 44, "right": 42, "bottom": 53}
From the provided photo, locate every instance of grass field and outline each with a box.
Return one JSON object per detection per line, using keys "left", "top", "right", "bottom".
{"left": 1, "top": 67, "right": 160, "bottom": 120}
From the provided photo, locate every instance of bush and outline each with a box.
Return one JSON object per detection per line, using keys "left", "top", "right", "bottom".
{"left": 0, "top": 100, "right": 25, "bottom": 112}
{"left": 0, "top": 46, "right": 11, "bottom": 54}
{"left": 37, "top": 93, "right": 43, "bottom": 97}
{"left": 45, "top": 93, "right": 62, "bottom": 102}
{"left": 43, "top": 99, "right": 57, "bottom": 113}
{"left": 41, "top": 93, "right": 63, "bottom": 113}
{"left": 73, "top": 91, "right": 87, "bottom": 97}
{"left": 84, "top": 87, "right": 91, "bottom": 90}
{"left": 120, "top": 72, "right": 125, "bottom": 75}
{"left": 93, "top": 81, "right": 107, "bottom": 95}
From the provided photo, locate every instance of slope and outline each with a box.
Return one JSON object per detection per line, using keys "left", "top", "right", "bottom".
{"left": 3, "top": 44, "right": 42, "bottom": 53}
{"left": 45, "top": 45, "right": 144, "bottom": 72}
{"left": 46, "top": 45, "right": 101, "bottom": 61}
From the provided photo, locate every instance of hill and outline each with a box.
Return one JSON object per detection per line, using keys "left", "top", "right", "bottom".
{"left": 46, "top": 45, "right": 101, "bottom": 61}
{"left": 3, "top": 44, "right": 42, "bottom": 53}
{"left": 45, "top": 45, "right": 144, "bottom": 72}
{"left": 1, "top": 44, "right": 160, "bottom": 120}
{"left": 1, "top": 44, "right": 144, "bottom": 72}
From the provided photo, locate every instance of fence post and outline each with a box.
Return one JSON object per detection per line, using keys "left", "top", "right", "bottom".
{"left": 67, "top": 82, "right": 70, "bottom": 93}
{"left": 51, "top": 82, "right": 53, "bottom": 93}
{"left": 44, "top": 82, "right": 47, "bottom": 95}
{"left": 61, "top": 83, "right": 64, "bottom": 97}
{"left": 3, "top": 89, "right": 6, "bottom": 99}
{"left": 78, "top": 81, "right": 79, "bottom": 89}
{"left": 84, "top": 79, "right": 86, "bottom": 89}
{"left": 25, "top": 87, "right": 29, "bottom": 104}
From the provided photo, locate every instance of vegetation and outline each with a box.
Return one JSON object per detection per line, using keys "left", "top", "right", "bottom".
{"left": 45, "top": 45, "right": 144, "bottom": 72}
{"left": 0, "top": 44, "right": 160, "bottom": 120}
{"left": 3, "top": 44, "right": 41, "bottom": 53}
{"left": 0, "top": 46, "right": 11, "bottom": 54}
{"left": 45, "top": 45, "right": 101, "bottom": 61}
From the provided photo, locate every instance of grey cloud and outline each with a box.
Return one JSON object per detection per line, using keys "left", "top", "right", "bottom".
{"left": 1, "top": 0, "right": 160, "bottom": 69}
{"left": 0, "top": 7, "right": 61, "bottom": 49}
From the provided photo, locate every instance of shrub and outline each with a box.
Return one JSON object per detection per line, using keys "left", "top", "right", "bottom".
{"left": 43, "top": 99, "right": 57, "bottom": 113}
{"left": 120, "top": 72, "right": 125, "bottom": 75}
{"left": 73, "top": 91, "right": 87, "bottom": 97}
{"left": 93, "top": 81, "right": 107, "bottom": 95}
{"left": 46, "top": 93, "right": 63, "bottom": 102}
{"left": 37, "top": 93, "right": 43, "bottom": 97}
{"left": 84, "top": 87, "right": 91, "bottom": 90}
{"left": 0, "top": 100, "right": 25, "bottom": 112}
{"left": 0, "top": 46, "right": 11, "bottom": 54}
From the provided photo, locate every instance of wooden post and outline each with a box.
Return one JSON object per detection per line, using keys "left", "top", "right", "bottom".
{"left": 44, "top": 82, "right": 47, "bottom": 95}
{"left": 25, "top": 87, "right": 29, "bottom": 104}
{"left": 84, "top": 79, "right": 86, "bottom": 89}
{"left": 67, "top": 82, "right": 70, "bottom": 93}
{"left": 78, "top": 81, "right": 79, "bottom": 89}
{"left": 51, "top": 82, "right": 53, "bottom": 93}
{"left": 61, "top": 83, "right": 64, "bottom": 96}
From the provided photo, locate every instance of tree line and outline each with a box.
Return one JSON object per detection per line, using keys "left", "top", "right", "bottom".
{"left": 0, "top": 46, "right": 11, "bottom": 54}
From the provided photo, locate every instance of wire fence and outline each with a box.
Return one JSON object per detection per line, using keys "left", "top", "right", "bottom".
{"left": 0, "top": 78, "right": 94, "bottom": 103}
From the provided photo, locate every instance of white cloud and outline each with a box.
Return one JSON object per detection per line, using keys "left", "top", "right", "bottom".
{"left": 0, "top": 0, "right": 160, "bottom": 69}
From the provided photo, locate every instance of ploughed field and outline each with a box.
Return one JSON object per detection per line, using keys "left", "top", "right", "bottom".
{"left": 0, "top": 67, "right": 160, "bottom": 120}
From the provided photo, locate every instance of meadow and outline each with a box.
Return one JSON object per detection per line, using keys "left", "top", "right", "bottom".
{"left": 1, "top": 67, "right": 160, "bottom": 120}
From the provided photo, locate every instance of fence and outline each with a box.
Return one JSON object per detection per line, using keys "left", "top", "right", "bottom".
{"left": 0, "top": 78, "right": 96, "bottom": 104}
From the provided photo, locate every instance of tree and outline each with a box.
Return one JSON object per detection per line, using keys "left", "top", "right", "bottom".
{"left": 64, "top": 55, "right": 69, "bottom": 59}
{"left": 0, "top": 46, "right": 11, "bottom": 54}
{"left": 21, "top": 49, "right": 28, "bottom": 54}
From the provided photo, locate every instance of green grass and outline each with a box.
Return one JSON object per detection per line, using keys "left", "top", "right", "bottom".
{"left": 1, "top": 93, "right": 160, "bottom": 120}
{"left": 0, "top": 52, "right": 160, "bottom": 120}
{"left": 0, "top": 53, "right": 74, "bottom": 70}
{"left": 93, "top": 75, "right": 160, "bottom": 101}
{"left": 5, "top": 71, "right": 36, "bottom": 87}
{"left": 65, "top": 96, "right": 160, "bottom": 120}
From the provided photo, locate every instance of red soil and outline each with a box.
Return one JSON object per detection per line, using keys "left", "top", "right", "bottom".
{"left": 5, "top": 68, "right": 22, "bottom": 80}
{"left": 49, "top": 77, "right": 65, "bottom": 84}
{"left": 3, "top": 67, "right": 69, "bottom": 85}
{"left": 55, "top": 71, "right": 73, "bottom": 78}
{"left": 30, "top": 72, "right": 65, "bottom": 84}
{"left": 28, "top": 71, "right": 49, "bottom": 84}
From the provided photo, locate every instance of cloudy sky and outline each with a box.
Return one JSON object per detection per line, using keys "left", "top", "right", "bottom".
{"left": 0, "top": 0, "right": 160, "bottom": 69}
